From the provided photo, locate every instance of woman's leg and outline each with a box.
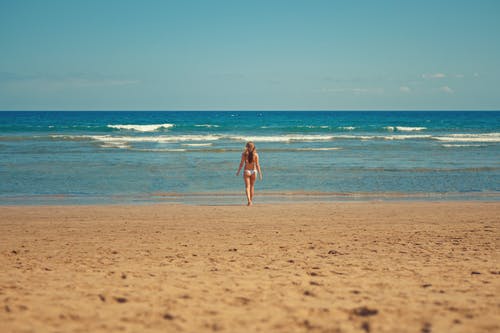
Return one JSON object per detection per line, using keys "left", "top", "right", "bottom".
{"left": 249, "top": 173, "right": 256, "bottom": 202}
{"left": 243, "top": 175, "right": 252, "bottom": 205}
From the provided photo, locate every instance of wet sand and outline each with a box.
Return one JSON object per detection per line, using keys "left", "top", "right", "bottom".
{"left": 0, "top": 202, "right": 499, "bottom": 332}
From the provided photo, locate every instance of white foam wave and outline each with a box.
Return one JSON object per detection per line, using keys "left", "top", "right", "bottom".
{"left": 228, "top": 135, "right": 336, "bottom": 142}
{"left": 52, "top": 132, "right": 499, "bottom": 146}
{"left": 51, "top": 134, "right": 221, "bottom": 148}
{"left": 182, "top": 143, "right": 213, "bottom": 147}
{"left": 434, "top": 133, "right": 500, "bottom": 142}
{"left": 50, "top": 135, "right": 95, "bottom": 141}
{"left": 314, "top": 134, "right": 428, "bottom": 140}
{"left": 50, "top": 133, "right": 436, "bottom": 145}
{"left": 297, "top": 125, "right": 330, "bottom": 129}
{"left": 133, "top": 148, "right": 187, "bottom": 152}
{"left": 195, "top": 124, "right": 220, "bottom": 128}
{"left": 295, "top": 147, "right": 342, "bottom": 151}
{"left": 107, "top": 123, "right": 174, "bottom": 132}
{"left": 397, "top": 126, "right": 427, "bottom": 131}
{"left": 442, "top": 144, "right": 486, "bottom": 148}
{"left": 339, "top": 126, "right": 356, "bottom": 130}
{"left": 384, "top": 126, "right": 427, "bottom": 132}
{"left": 98, "top": 135, "right": 221, "bottom": 143}
{"left": 333, "top": 135, "right": 376, "bottom": 140}
{"left": 383, "top": 135, "right": 432, "bottom": 140}
{"left": 101, "top": 142, "right": 131, "bottom": 149}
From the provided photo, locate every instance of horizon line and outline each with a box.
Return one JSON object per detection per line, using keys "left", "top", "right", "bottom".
{"left": 1, "top": 109, "right": 500, "bottom": 112}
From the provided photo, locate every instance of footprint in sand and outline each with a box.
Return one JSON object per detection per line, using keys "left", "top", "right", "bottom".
{"left": 163, "top": 313, "right": 174, "bottom": 320}
{"left": 114, "top": 297, "right": 127, "bottom": 303}
{"left": 352, "top": 306, "right": 378, "bottom": 317}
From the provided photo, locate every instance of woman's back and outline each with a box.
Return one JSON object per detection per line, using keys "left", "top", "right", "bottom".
{"left": 243, "top": 153, "right": 257, "bottom": 170}
{"left": 244, "top": 153, "right": 258, "bottom": 170}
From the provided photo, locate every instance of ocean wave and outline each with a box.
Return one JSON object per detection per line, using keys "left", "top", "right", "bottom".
{"left": 259, "top": 125, "right": 331, "bottom": 130}
{"left": 227, "top": 135, "right": 337, "bottom": 142}
{"left": 84, "top": 144, "right": 345, "bottom": 153}
{"left": 229, "top": 134, "right": 427, "bottom": 142}
{"left": 49, "top": 134, "right": 221, "bottom": 148}
{"left": 297, "top": 125, "right": 330, "bottom": 129}
{"left": 107, "top": 123, "right": 174, "bottom": 132}
{"left": 383, "top": 135, "right": 432, "bottom": 140}
{"left": 132, "top": 148, "right": 187, "bottom": 152}
{"left": 442, "top": 144, "right": 487, "bottom": 148}
{"left": 47, "top": 132, "right": 500, "bottom": 146}
{"left": 295, "top": 147, "right": 342, "bottom": 151}
{"left": 338, "top": 126, "right": 356, "bottom": 130}
{"left": 384, "top": 126, "right": 427, "bottom": 131}
{"left": 49, "top": 135, "right": 98, "bottom": 142}
{"left": 434, "top": 133, "right": 500, "bottom": 142}
{"left": 181, "top": 143, "right": 214, "bottom": 147}
{"left": 194, "top": 124, "right": 220, "bottom": 128}
{"left": 344, "top": 166, "right": 500, "bottom": 173}
{"left": 48, "top": 133, "right": 432, "bottom": 145}
{"left": 66, "top": 134, "right": 220, "bottom": 142}
{"left": 113, "top": 147, "right": 344, "bottom": 153}
{"left": 0, "top": 135, "right": 40, "bottom": 142}
{"left": 100, "top": 142, "right": 131, "bottom": 149}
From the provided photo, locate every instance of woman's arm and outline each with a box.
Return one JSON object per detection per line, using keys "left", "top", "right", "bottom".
{"left": 236, "top": 153, "right": 245, "bottom": 176}
{"left": 256, "top": 154, "right": 263, "bottom": 180}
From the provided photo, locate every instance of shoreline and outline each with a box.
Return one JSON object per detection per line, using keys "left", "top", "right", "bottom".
{"left": 1, "top": 202, "right": 499, "bottom": 332}
{"left": 1, "top": 190, "right": 499, "bottom": 206}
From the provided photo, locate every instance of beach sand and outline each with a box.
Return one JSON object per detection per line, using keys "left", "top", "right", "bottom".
{"left": 0, "top": 202, "right": 498, "bottom": 333}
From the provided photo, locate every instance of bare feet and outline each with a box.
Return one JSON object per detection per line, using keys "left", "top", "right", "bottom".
{"left": 247, "top": 201, "right": 253, "bottom": 206}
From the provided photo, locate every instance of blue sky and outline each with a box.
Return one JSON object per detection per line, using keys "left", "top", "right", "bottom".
{"left": 1, "top": 0, "right": 499, "bottom": 110}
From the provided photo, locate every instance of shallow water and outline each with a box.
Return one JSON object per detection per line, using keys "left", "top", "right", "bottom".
{"left": 1, "top": 111, "right": 499, "bottom": 204}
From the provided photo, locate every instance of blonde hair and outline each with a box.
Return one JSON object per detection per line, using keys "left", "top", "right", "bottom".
{"left": 245, "top": 142, "right": 256, "bottom": 163}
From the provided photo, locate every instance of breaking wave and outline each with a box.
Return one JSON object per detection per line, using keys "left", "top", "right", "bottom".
{"left": 107, "top": 123, "right": 174, "bottom": 132}
{"left": 384, "top": 126, "right": 427, "bottom": 132}
{"left": 45, "top": 132, "right": 500, "bottom": 146}
{"left": 433, "top": 133, "right": 500, "bottom": 143}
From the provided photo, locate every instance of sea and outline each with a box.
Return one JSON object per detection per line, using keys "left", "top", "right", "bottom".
{"left": 1, "top": 111, "right": 499, "bottom": 205}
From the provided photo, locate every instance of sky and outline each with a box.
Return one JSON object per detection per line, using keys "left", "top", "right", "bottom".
{"left": 0, "top": 0, "right": 499, "bottom": 111}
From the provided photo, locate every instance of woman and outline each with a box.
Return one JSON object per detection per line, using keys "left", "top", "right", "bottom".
{"left": 236, "top": 142, "right": 263, "bottom": 206}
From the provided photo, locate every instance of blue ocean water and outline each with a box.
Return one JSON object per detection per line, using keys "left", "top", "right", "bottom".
{"left": 0, "top": 111, "right": 499, "bottom": 204}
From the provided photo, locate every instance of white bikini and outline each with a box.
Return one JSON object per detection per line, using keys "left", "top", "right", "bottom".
{"left": 244, "top": 169, "right": 257, "bottom": 176}
{"left": 244, "top": 157, "right": 257, "bottom": 176}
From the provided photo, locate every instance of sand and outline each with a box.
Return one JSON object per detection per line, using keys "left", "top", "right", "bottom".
{"left": 0, "top": 202, "right": 499, "bottom": 333}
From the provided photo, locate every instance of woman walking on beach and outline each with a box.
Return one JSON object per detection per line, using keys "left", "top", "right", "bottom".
{"left": 236, "top": 142, "right": 263, "bottom": 206}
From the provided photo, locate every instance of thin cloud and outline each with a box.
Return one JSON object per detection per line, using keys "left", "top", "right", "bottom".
{"left": 439, "top": 86, "right": 454, "bottom": 94}
{"left": 422, "top": 73, "right": 446, "bottom": 79}
{"left": 0, "top": 72, "right": 140, "bottom": 87}
{"left": 65, "top": 78, "right": 140, "bottom": 87}
{"left": 399, "top": 86, "right": 411, "bottom": 93}
{"left": 320, "top": 87, "right": 384, "bottom": 94}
